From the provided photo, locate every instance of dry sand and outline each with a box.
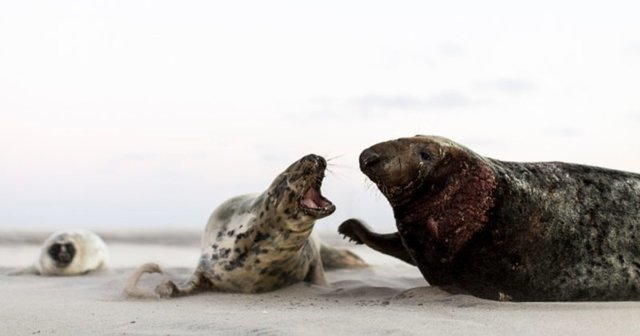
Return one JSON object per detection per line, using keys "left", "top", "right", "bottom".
{"left": 1, "top": 230, "right": 640, "bottom": 336}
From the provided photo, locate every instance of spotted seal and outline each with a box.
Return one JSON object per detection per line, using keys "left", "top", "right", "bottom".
{"left": 125, "top": 154, "right": 366, "bottom": 298}
{"left": 339, "top": 135, "right": 640, "bottom": 301}
{"left": 7, "top": 230, "right": 109, "bottom": 276}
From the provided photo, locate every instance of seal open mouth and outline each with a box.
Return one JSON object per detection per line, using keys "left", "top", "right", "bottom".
{"left": 300, "top": 176, "right": 336, "bottom": 217}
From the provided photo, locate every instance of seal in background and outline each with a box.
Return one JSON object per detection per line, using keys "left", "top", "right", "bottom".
{"left": 8, "top": 230, "right": 109, "bottom": 276}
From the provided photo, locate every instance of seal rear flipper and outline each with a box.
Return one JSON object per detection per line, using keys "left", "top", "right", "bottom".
{"left": 319, "top": 244, "right": 368, "bottom": 270}
{"left": 338, "top": 218, "right": 415, "bottom": 266}
{"left": 5, "top": 265, "right": 39, "bottom": 276}
{"left": 305, "top": 259, "right": 328, "bottom": 286}
{"left": 124, "top": 262, "right": 164, "bottom": 299}
{"left": 157, "top": 271, "right": 212, "bottom": 298}
{"left": 124, "top": 263, "right": 213, "bottom": 299}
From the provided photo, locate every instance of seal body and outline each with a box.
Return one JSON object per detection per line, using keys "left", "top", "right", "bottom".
{"left": 126, "top": 154, "right": 366, "bottom": 298}
{"left": 9, "top": 230, "right": 109, "bottom": 276}
{"left": 339, "top": 135, "right": 640, "bottom": 301}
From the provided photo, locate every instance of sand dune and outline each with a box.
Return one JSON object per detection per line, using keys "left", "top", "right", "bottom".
{"left": 1, "top": 230, "right": 640, "bottom": 335}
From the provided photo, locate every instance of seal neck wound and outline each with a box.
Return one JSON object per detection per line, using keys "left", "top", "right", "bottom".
{"left": 398, "top": 159, "right": 497, "bottom": 260}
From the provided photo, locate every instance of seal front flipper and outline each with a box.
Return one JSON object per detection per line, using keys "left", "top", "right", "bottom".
{"left": 5, "top": 265, "right": 39, "bottom": 276}
{"left": 319, "top": 244, "right": 368, "bottom": 269}
{"left": 338, "top": 218, "right": 415, "bottom": 265}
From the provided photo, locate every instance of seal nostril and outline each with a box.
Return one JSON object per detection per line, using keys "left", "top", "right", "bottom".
{"left": 303, "top": 154, "right": 318, "bottom": 162}
{"left": 304, "top": 154, "right": 325, "bottom": 167}
{"left": 360, "top": 149, "right": 381, "bottom": 170}
{"left": 59, "top": 252, "right": 71, "bottom": 262}
{"left": 301, "top": 154, "right": 327, "bottom": 170}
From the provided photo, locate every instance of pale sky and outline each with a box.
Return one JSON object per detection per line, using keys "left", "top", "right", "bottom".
{"left": 1, "top": 1, "right": 639, "bottom": 232}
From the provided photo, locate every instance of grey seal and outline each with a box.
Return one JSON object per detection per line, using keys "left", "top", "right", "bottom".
{"left": 8, "top": 230, "right": 109, "bottom": 276}
{"left": 126, "top": 154, "right": 366, "bottom": 298}
{"left": 340, "top": 135, "right": 640, "bottom": 301}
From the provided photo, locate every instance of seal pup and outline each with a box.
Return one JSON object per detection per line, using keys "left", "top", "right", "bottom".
{"left": 339, "top": 135, "right": 640, "bottom": 301}
{"left": 8, "top": 230, "right": 109, "bottom": 276}
{"left": 125, "top": 154, "right": 366, "bottom": 298}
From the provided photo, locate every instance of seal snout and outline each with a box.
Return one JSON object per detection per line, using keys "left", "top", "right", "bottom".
{"left": 48, "top": 242, "right": 76, "bottom": 266}
{"left": 302, "top": 154, "right": 326, "bottom": 169}
{"left": 360, "top": 148, "right": 381, "bottom": 174}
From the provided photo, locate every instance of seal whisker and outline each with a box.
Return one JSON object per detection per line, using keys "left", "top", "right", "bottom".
{"left": 327, "top": 162, "right": 358, "bottom": 170}
{"left": 363, "top": 179, "right": 384, "bottom": 200}
{"left": 326, "top": 154, "right": 345, "bottom": 162}
{"left": 325, "top": 168, "right": 351, "bottom": 185}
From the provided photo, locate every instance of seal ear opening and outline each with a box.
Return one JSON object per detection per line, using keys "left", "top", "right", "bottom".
{"left": 124, "top": 263, "right": 164, "bottom": 299}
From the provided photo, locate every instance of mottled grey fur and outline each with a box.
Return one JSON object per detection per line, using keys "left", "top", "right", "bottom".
{"left": 126, "top": 154, "right": 366, "bottom": 298}
{"left": 340, "top": 135, "right": 640, "bottom": 301}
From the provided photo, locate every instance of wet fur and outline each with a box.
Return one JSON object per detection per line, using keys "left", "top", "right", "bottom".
{"left": 341, "top": 135, "right": 640, "bottom": 301}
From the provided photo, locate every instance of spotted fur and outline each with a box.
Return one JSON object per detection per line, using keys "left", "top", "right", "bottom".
{"left": 125, "top": 154, "right": 366, "bottom": 298}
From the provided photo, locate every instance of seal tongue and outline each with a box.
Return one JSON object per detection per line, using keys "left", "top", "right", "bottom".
{"left": 302, "top": 187, "right": 329, "bottom": 209}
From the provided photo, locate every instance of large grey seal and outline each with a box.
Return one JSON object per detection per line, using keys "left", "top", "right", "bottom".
{"left": 7, "top": 230, "right": 109, "bottom": 276}
{"left": 126, "top": 154, "right": 366, "bottom": 298}
{"left": 339, "top": 135, "right": 640, "bottom": 301}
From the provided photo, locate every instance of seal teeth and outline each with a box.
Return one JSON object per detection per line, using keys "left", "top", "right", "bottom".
{"left": 302, "top": 186, "right": 332, "bottom": 210}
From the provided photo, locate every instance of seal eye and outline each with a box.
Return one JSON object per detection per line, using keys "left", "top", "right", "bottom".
{"left": 419, "top": 150, "right": 432, "bottom": 162}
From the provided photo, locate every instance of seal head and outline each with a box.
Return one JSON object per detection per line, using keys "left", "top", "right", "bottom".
{"left": 359, "top": 135, "right": 497, "bottom": 283}
{"left": 360, "top": 135, "right": 463, "bottom": 206}
{"left": 267, "top": 154, "right": 336, "bottom": 228}
{"left": 125, "top": 153, "right": 366, "bottom": 298}
{"left": 47, "top": 242, "right": 77, "bottom": 268}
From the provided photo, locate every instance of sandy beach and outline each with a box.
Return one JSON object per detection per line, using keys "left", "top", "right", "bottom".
{"left": 1, "top": 230, "right": 640, "bottom": 336}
